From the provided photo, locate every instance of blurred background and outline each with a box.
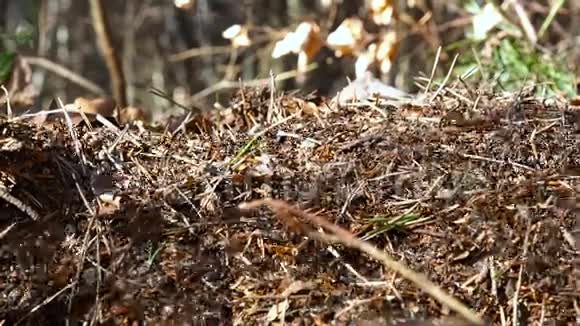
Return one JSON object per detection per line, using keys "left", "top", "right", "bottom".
{"left": 0, "top": 0, "right": 578, "bottom": 121}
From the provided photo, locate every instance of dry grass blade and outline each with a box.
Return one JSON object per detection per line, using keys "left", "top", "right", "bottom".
{"left": 430, "top": 53, "right": 459, "bottom": 102}
{"left": 0, "top": 222, "right": 16, "bottom": 240}
{"left": 239, "top": 199, "right": 485, "bottom": 325}
{"left": 425, "top": 46, "right": 442, "bottom": 95}
{"left": 16, "top": 283, "right": 75, "bottom": 325}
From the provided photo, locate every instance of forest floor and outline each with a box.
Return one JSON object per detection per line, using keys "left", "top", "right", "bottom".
{"left": 0, "top": 82, "right": 579, "bottom": 325}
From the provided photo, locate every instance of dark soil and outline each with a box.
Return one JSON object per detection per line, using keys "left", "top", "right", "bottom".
{"left": 1, "top": 84, "right": 579, "bottom": 325}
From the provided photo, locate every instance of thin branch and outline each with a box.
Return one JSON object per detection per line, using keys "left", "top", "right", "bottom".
{"left": 239, "top": 199, "right": 484, "bottom": 325}
{"left": 190, "top": 63, "right": 318, "bottom": 103}
{"left": 22, "top": 56, "right": 105, "bottom": 95}
{"left": 169, "top": 45, "right": 233, "bottom": 62}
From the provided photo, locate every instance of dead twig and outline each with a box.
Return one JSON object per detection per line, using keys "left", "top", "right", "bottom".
{"left": 239, "top": 199, "right": 485, "bottom": 326}
{"left": 16, "top": 283, "right": 75, "bottom": 325}
{"left": 22, "top": 56, "right": 105, "bottom": 95}
{"left": 169, "top": 45, "right": 234, "bottom": 62}
{"left": 512, "top": 206, "right": 532, "bottom": 326}
{"left": 190, "top": 64, "right": 318, "bottom": 103}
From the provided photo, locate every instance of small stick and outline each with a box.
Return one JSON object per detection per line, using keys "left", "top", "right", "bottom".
{"left": 239, "top": 199, "right": 484, "bottom": 325}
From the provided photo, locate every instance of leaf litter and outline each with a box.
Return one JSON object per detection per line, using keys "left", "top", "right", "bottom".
{"left": 0, "top": 81, "right": 579, "bottom": 325}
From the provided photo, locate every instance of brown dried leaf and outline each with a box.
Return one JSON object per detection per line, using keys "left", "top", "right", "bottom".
{"left": 327, "top": 18, "right": 366, "bottom": 57}
{"left": 222, "top": 24, "right": 251, "bottom": 48}
{"left": 119, "top": 106, "right": 150, "bottom": 123}
{"left": 369, "top": 0, "right": 396, "bottom": 26}
{"left": 74, "top": 96, "right": 116, "bottom": 117}
{"left": 272, "top": 21, "right": 323, "bottom": 62}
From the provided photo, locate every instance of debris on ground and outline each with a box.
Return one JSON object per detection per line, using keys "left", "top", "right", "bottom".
{"left": 1, "top": 82, "right": 579, "bottom": 325}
